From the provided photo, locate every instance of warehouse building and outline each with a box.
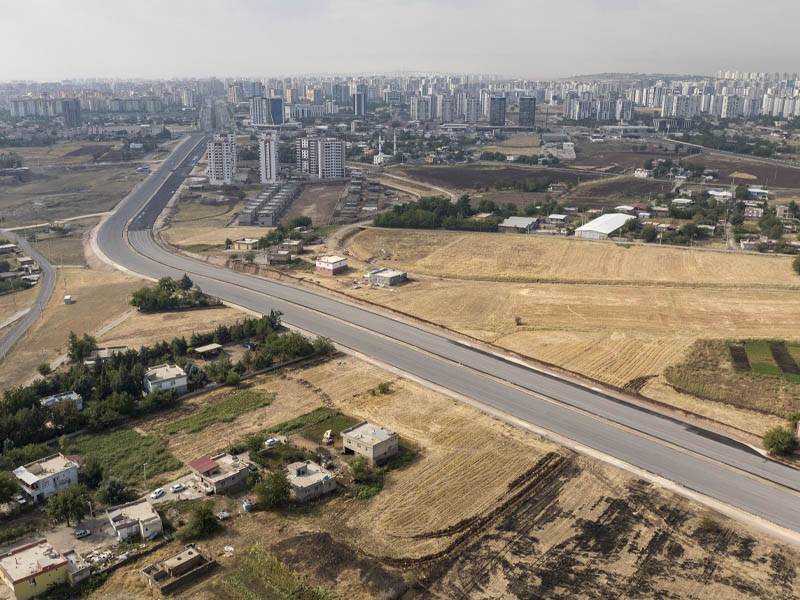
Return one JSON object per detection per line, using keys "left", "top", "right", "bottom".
{"left": 574, "top": 213, "right": 635, "bottom": 240}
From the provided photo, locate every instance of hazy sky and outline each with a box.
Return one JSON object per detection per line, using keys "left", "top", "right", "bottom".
{"left": 1, "top": 0, "right": 798, "bottom": 81}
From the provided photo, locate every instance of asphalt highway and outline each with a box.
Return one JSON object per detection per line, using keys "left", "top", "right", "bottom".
{"left": 0, "top": 229, "right": 56, "bottom": 362}
{"left": 97, "top": 134, "right": 800, "bottom": 535}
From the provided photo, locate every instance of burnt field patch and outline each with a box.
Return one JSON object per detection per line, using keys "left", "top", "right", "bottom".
{"left": 729, "top": 345, "right": 752, "bottom": 372}
{"left": 398, "top": 164, "right": 605, "bottom": 191}
{"left": 564, "top": 177, "right": 672, "bottom": 207}
{"left": 685, "top": 154, "right": 800, "bottom": 189}
{"left": 769, "top": 341, "right": 800, "bottom": 375}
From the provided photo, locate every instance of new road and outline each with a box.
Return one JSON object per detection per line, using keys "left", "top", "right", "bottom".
{"left": 0, "top": 229, "right": 56, "bottom": 362}
{"left": 97, "top": 134, "right": 800, "bottom": 539}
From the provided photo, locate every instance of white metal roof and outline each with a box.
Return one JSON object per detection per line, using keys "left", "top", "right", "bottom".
{"left": 499, "top": 216, "right": 537, "bottom": 228}
{"left": 575, "top": 213, "right": 635, "bottom": 235}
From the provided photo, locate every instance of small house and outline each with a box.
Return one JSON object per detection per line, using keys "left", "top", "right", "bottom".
{"left": 107, "top": 498, "right": 163, "bottom": 542}
{"left": 341, "top": 421, "right": 399, "bottom": 466}
{"left": 286, "top": 461, "right": 336, "bottom": 502}
{"left": 367, "top": 268, "right": 407, "bottom": 287}
{"left": 188, "top": 454, "right": 249, "bottom": 495}
{"left": 315, "top": 255, "right": 348, "bottom": 275}
{"left": 143, "top": 364, "right": 187, "bottom": 395}
{"left": 498, "top": 216, "right": 537, "bottom": 234}
{"left": 232, "top": 238, "right": 259, "bottom": 251}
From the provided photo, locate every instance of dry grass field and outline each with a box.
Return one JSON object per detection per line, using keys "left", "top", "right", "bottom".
{"left": 0, "top": 268, "right": 140, "bottom": 388}
{"left": 31, "top": 217, "right": 98, "bottom": 266}
{"left": 470, "top": 134, "right": 542, "bottom": 156}
{"left": 342, "top": 229, "right": 800, "bottom": 434}
{"left": 0, "top": 164, "right": 145, "bottom": 226}
{"left": 91, "top": 354, "right": 800, "bottom": 600}
{"left": 283, "top": 182, "right": 346, "bottom": 225}
{"left": 97, "top": 305, "right": 245, "bottom": 351}
{"left": 161, "top": 198, "right": 266, "bottom": 249}
{"left": 9, "top": 142, "right": 120, "bottom": 166}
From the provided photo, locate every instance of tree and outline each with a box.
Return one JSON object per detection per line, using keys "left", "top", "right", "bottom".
{"left": 97, "top": 478, "right": 128, "bottom": 505}
{"left": 244, "top": 251, "right": 255, "bottom": 264}
{"left": 225, "top": 371, "right": 241, "bottom": 387}
{"left": 178, "top": 273, "right": 193, "bottom": 291}
{"left": 0, "top": 472, "right": 17, "bottom": 503}
{"left": 80, "top": 455, "right": 104, "bottom": 488}
{"left": 47, "top": 485, "right": 89, "bottom": 527}
{"left": 793, "top": 256, "right": 800, "bottom": 276}
{"left": 177, "top": 500, "right": 219, "bottom": 541}
{"left": 641, "top": 225, "right": 658, "bottom": 243}
{"left": 763, "top": 426, "right": 799, "bottom": 456}
{"left": 37, "top": 362, "right": 51, "bottom": 376}
{"left": 255, "top": 468, "right": 291, "bottom": 510}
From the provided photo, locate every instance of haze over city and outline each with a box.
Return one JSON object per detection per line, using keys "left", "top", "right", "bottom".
{"left": 2, "top": 0, "right": 800, "bottom": 80}
{"left": 3, "top": 2, "right": 800, "bottom": 598}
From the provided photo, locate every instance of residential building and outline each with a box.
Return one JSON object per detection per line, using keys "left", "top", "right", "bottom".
{"left": 575, "top": 213, "right": 635, "bottom": 240}
{"left": 286, "top": 461, "right": 336, "bottom": 502}
{"left": 352, "top": 91, "right": 366, "bottom": 116}
{"left": 744, "top": 206, "right": 764, "bottom": 219}
{"left": 233, "top": 238, "right": 259, "bottom": 251}
{"left": 249, "top": 96, "right": 269, "bottom": 125}
{"left": 188, "top": 454, "right": 250, "bottom": 495}
{"left": 258, "top": 132, "right": 278, "bottom": 183}
{"left": 498, "top": 216, "right": 538, "bottom": 233}
{"left": 410, "top": 96, "right": 431, "bottom": 121}
{"left": 40, "top": 391, "right": 83, "bottom": 411}
{"left": 489, "top": 96, "right": 506, "bottom": 126}
{"left": 341, "top": 421, "right": 399, "bottom": 466}
{"left": 107, "top": 498, "right": 163, "bottom": 542}
{"left": 269, "top": 97, "right": 284, "bottom": 125}
{"left": 60, "top": 99, "right": 81, "bottom": 128}
{"left": 615, "top": 98, "right": 633, "bottom": 122}
{"left": 181, "top": 88, "right": 195, "bottom": 109}
{"left": 439, "top": 95, "right": 455, "bottom": 122}
{"left": 747, "top": 187, "right": 769, "bottom": 201}
{"left": 367, "top": 268, "right": 407, "bottom": 286}
{"left": 315, "top": 255, "right": 348, "bottom": 275}
{"left": 296, "top": 137, "right": 345, "bottom": 178}
{"left": 465, "top": 96, "right": 480, "bottom": 123}
{"left": 141, "top": 546, "right": 216, "bottom": 594}
{"left": 634, "top": 168, "right": 654, "bottom": 178}
{"left": 143, "top": 364, "right": 187, "bottom": 395}
{"left": 0, "top": 540, "right": 68, "bottom": 600}
{"left": 207, "top": 133, "right": 236, "bottom": 186}
{"left": 519, "top": 96, "right": 536, "bottom": 126}
{"left": 12, "top": 454, "right": 79, "bottom": 503}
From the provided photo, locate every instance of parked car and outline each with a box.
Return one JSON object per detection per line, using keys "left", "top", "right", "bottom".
{"left": 150, "top": 488, "right": 165, "bottom": 499}
{"left": 13, "top": 494, "right": 26, "bottom": 506}
{"left": 264, "top": 438, "right": 279, "bottom": 449}
{"left": 216, "top": 510, "right": 231, "bottom": 521}
{"left": 242, "top": 498, "right": 253, "bottom": 512}
{"left": 170, "top": 483, "right": 186, "bottom": 493}
{"left": 247, "top": 463, "right": 258, "bottom": 472}
{"left": 73, "top": 529, "right": 91, "bottom": 539}
{"left": 242, "top": 342, "right": 256, "bottom": 350}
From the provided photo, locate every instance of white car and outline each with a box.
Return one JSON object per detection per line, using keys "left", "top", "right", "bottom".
{"left": 170, "top": 483, "right": 185, "bottom": 493}
{"left": 150, "top": 488, "right": 165, "bottom": 499}
{"left": 264, "top": 438, "right": 279, "bottom": 449}
{"left": 13, "top": 494, "right": 26, "bottom": 506}
{"left": 74, "top": 529, "right": 91, "bottom": 539}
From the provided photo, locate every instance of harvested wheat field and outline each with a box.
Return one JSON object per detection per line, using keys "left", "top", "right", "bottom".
{"left": 0, "top": 267, "right": 140, "bottom": 388}
{"left": 0, "top": 284, "right": 39, "bottom": 326}
{"left": 348, "top": 228, "right": 798, "bottom": 287}
{"left": 93, "top": 353, "right": 800, "bottom": 600}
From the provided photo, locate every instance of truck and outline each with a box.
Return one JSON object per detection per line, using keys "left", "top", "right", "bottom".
{"left": 242, "top": 498, "right": 253, "bottom": 512}
{"left": 322, "top": 429, "right": 333, "bottom": 445}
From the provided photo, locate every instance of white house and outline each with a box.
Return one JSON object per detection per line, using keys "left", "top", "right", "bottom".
{"left": 107, "top": 499, "right": 163, "bottom": 542}
{"left": 315, "top": 255, "right": 348, "bottom": 275}
{"left": 13, "top": 454, "right": 79, "bottom": 502}
{"left": 286, "top": 461, "right": 336, "bottom": 502}
{"left": 143, "top": 364, "right": 187, "bottom": 395}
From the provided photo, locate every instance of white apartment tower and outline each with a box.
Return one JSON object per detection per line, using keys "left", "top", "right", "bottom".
{"left": 258, "top": 132, "right": 278, "bottom": 183}
{"left": 465, "top": 97, "right": 480, "bottom": 123}
{"left": 296, "top": 137, "right": 345, "bottom": 179}
{"left": 207, "top": 133, "right": 237, "bottom": 186}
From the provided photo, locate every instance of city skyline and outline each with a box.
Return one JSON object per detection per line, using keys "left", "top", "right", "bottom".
{"left": 1, "top": 0, "right": 799, "bottom": 81}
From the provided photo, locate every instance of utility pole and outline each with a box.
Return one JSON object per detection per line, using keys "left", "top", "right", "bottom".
{"left": 143, "top": 462, "right": 148, "bottom": 488}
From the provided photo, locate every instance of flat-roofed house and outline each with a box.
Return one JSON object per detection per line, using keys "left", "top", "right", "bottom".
{"left": 286, "top": 461, "right": 336, "bottom": 502}
{"left": 315, "top": 255, "right": 348, "bottom": 275}
{"left": 12, "top": 454, "right": 79, "bottom": 502}
{"left": 140, "top": 546, "right": 216, "bottom": 594}
{"left": 40, "top": 391, "right": 83, "bottom": 411}
{"left": 233, "top": 238, "right": 259, "bottom": 251}
{"left": 188, "top": 454, "right": 250, "bottom": 494}
{"left": 143, "top": 364, "right": 187, "bottom": 395}
{"left": 341, "top": 421, "right": 399, "bottom": 466}
{"left": 107, "top": 498, "right": 163, "bottom": 542}
{"left": 498, "top": 216, "right": 537, "bottom": 234}
{"left": 0, "top": 540, "right": 68, "bottom": 600}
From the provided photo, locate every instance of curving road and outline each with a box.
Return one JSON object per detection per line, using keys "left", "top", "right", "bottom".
{"left": 0, "top": 229, "right": 56, "bottom": 362}
{"left": 97, "top": 134, "right": 800, "bottom": 538}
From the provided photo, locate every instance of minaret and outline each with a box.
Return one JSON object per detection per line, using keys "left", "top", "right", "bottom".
{"left": 378, "top": 133, "right": 382, "bottom": 156}
{"left": 393, "top": 130, "right": 397, "bottom": 154}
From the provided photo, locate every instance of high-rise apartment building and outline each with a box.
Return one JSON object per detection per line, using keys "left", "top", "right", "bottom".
{"left": 519, "top": 96, "right": 536, "bottom": 126}
{"left": 269, "top": 97, "right": 284, "bottom": 125}
{"left": 615, "top": 99, "right": 633, "bottom": 122}
{"left": 465, "top": 97, "right": 480, "bottom": 123}
{"left": 353, "top": 92, "right": 367, "bottom": 116}
{"left": 181, "top": 89, "right": 195, "bottom": 108}
{"left": 440, "top": 95, "right": 455, "bottom": 122}
{"left": 250, "top": 96, "right": 269, "bottom": 125}
{"left": 410, "top": 96, "right": 431, "bottom": 121}
{"left": 296, "top": 137, "right": 346, "bottom": 179}
{"left": 60, "top": 99, "right": 82, "bottom": 128}
{"left": 258, "top": 132, "right": 278, "bottom": 183}
{"left": 207, "top": 132, "right": 237, "bottom": 186}
{"left": 489, "top": 96, "right": 506, "bottom": 126}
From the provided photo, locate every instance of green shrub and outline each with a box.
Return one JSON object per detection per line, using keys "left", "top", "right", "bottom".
{"left": 763, "top": 426, "right": 799, "bottom": 456}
